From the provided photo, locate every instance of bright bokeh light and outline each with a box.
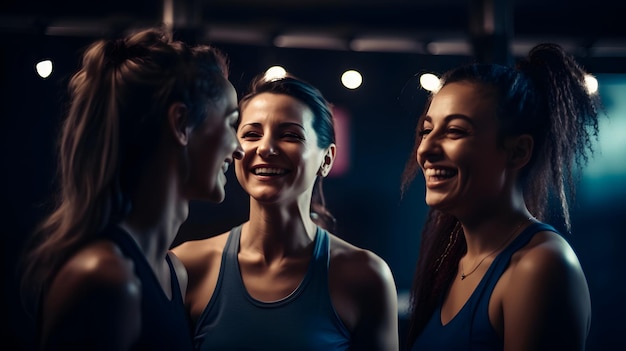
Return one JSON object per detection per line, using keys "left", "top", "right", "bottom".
{"left": 35, "top": 59, "right": 53, "bottom": 79}
{"left": 264, "top": 66, "right": 287, "bottom": 81}
{"left": 341, "top": 70, "right": 362, "bottom": 89}
{"left": 419, "top": 73, "right": 440, "bottom": 92}
{"left": 579, "top": 74, "right": 626, "bottom": 205}
{"left": 584, "top": 74, "right": 598, "bottom": 94}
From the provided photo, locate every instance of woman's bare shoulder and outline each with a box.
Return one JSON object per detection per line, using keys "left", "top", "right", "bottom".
{"left": 328, "top": 234, "right": 395, "bottom": 289}
{"left": 506, "top": 229, "right": 590, "bottom": 305}
{"left": 42, "top": 240, "right": 141, "bottom": 349}
{"left": 513, "top": 230, "right": 584, "bottom": 276}
{"left": 53, "top": 240, "right": 138, "bottom": 293}
{"left": 45, "top": 241, "right": 140, "bottom": 319}
{"left": 171, "top": 231, "right": 231, "bottom": 262}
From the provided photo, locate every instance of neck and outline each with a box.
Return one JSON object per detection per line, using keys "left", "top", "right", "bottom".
{"left": 459, "top": 208, "right": 533, "bottom": 257}
{"left": 120, "top": 202, "right": 187, "bottom": 259}
{"left": 242, "top": 199, "right": 317, "bottom": 259}
{"left": 120, "top": 162, "right": 188, "bottom": 262}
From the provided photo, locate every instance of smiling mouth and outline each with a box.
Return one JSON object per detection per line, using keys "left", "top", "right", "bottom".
{"left": 424, "top": 168, "right": 457, "bottom": 182}
{"left": 252, "top": 167, "right": 288, "bottom": 176}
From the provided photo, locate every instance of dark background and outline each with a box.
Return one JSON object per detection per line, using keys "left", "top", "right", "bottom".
{"left": 2, "top": 1, "right": 625, "bottom": 350}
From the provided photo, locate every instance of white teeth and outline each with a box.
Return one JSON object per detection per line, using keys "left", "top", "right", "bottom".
{"left": 253, "top": 167, "right": 286, "bottom": 175}
{"left": 424, "top": 168, "right": 456, "bottom": 177}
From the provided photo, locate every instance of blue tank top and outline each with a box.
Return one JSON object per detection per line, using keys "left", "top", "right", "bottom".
{"left": 106, "top": 226, "right": 194, "bottom": 351}
{"left": 411, "top": 222, "right": 557, "bottom": 351}
{"left": 194, "top": 224, "right": 351, "bottom": 351}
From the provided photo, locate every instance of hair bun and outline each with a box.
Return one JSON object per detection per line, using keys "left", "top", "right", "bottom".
{"left": 105, "top": 38, "right": 129, "bottom": 67}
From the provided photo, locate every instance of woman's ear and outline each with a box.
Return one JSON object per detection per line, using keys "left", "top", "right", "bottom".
{"left": 506, "top": 134, "right": 533, "bottom": 170}
{"left": 318, "top": 144, "right": 337, "bottom": 177}
{"left": 167, "top": 102, "right": 189, "bottom": 146}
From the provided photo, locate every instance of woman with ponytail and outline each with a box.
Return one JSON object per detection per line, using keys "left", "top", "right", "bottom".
{"left": 402, "top": 43, "right": 601, "bottom": 350}
{"left": 173, "top": 75, "right": 398, "bottom": 350}
{"left": 20, "top": 27, "right": 243, "bottom": 350}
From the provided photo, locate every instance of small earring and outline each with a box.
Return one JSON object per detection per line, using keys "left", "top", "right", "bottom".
{"left": 318, "top": 165, "right": 326, "bottom": 176}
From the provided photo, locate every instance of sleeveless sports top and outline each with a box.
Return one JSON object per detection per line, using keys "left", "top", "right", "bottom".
{"left": 194, "top": 224, "right": 351, "bottom": 351}
{"left": 106, "top": 226, "right": 194, "bottom": 351}
{"left": 411, "top": 222, "right": 557, "bottom": 351}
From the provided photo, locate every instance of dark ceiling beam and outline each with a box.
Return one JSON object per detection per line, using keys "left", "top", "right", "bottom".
{"left": 162, "top": 0, "right": 203, "bottom": 44}
{"left": 1, "top": 0, "right": 625, "bottom": 71}
{"left": 468, "top": 0, "right": 513, "bottom": 65}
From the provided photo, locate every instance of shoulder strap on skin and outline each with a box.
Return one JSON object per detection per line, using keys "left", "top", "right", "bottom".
{"left": 193, "top": 224, "right": 242, "bottom": 337}
{"left": 468, "top": 222, "right": 559, "bottom": 342}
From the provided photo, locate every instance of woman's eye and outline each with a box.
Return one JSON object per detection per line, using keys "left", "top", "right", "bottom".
{"left": 418, "top": 128, "right": 432, "bottom": 137}
{"left": 241, "top": 131, "right": 261, "bottom": 139}
{"left": 283, "top": 132, "right": 304, "bottom": 140}
{"left": 447, "top": 128, "right": 467, "bottom": 136}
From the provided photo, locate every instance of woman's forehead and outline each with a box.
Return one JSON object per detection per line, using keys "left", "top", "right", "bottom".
{"left": 241, "top": 93, "right": 314, "bottom": 124}
{"left": 427, "top": 81, "right": 496, "bottom": 120}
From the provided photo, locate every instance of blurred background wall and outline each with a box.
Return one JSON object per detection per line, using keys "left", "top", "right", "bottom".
{"left": 2, "top": 1, "right": 625, "bottom": 349}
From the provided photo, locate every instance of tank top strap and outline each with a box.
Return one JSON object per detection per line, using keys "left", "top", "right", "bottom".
{"left": 217, "top": 224, "right": 243, "bottom": 296}
{"left": 225, "top": 224, "right": 243, "bottom": 257}
{"left": 229, "top": 224, "right": 328, "bottom": 305}
{"left": 224, "top": 224, "right": 327, "bottom": 275}
{"left": 208, "top": 224, "right": 329, "bottom": 309}
{"left": 313, "top": 227, "right": 329, "bottom": 264}
{"left": 104, "top": 225, "right": 184, "bottom": 303}
{"left": 467, "top": 222, "right": 559, "bottom": 342}
{"left": 193, "top": 225, "right": 242, "bottom": 337}
{"left": 486, "top": 222, "right": 558, "bottom": 280}
{"left": 192, "top": 225, "right": 350, "bottom": 350}
{"left": 165, "top": 254, "right": 182, "bottom": 302}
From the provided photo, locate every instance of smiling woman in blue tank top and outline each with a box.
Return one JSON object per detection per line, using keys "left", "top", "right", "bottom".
{"left": 401, "top": 43, "right": 601, "bottom": 350}
{"left": 173, "top": 75, "right": 399, "bottom": 350}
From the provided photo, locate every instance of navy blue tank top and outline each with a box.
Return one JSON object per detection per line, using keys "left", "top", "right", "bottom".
{"left": 411, "top": 222, "right": 558, "bottom": 351}
{"left": 194, "top": 225, "right": 351, "bottom": 351}
{"left": 106, "top": 226, "right": 194, "bottom": 351}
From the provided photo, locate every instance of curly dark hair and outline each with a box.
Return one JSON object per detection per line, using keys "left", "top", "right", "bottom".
{"left": 401, "top": 43, "right": 602, "bottom": 345}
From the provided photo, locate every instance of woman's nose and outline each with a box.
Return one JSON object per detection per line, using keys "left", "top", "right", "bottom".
{"left": 416, "top": 133, "right": 441, "bottom": 163}
{"left": 257, "top": 137, "right": 278, "bottom": 157}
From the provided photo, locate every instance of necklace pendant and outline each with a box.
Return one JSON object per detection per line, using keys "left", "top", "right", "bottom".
{"left": 461, "top": 274, "right": 466, "bottom": 280}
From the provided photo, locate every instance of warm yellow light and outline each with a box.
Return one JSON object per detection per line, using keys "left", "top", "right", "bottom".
{"left": 264, "top": 66, "right": 287, "bottom": 81}
{"left": 341, "top": 70, "right": 362, "bottom": 90}
{"left": 584, "top": 74, "right": 598, "bottom": 94}
{"left": 35, "top": 59, "right": 53, "bottom": 79}
{"left": 419, "top": 73, "right": 440, "bottom": 93}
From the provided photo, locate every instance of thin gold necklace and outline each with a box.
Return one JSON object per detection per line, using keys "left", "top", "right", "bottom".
{"left": 460, "top": 217, "right": 531, "bottom": 280}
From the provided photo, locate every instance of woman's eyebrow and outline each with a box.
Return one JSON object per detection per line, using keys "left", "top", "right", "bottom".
{"left": 444, "top": 114, "right": 476, "bottom": 126}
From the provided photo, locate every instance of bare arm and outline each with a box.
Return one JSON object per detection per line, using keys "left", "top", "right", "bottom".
{"left": 331, "top": 241, "right": 399, "bottom": 351}
{"left": 41, "top": 242, "right": 141, "bottom": 351}
{"left": 503, "top": 233, "right": 591, "bottom": 351}
{"left": 352, "top": 252, "right": 399, "bottom": 351}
